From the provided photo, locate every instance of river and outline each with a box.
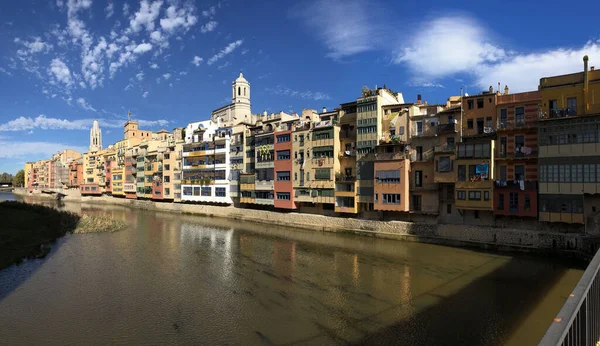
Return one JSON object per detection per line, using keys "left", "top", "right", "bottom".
{"left": 0, "top": 192, "right": 584, "bottom": 345}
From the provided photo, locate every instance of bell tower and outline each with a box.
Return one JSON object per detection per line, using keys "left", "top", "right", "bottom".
{"left": 89, "top": 120, "right": 102, "bottom": 152}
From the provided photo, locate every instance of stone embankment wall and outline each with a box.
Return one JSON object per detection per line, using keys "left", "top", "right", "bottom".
{"left": 14, "top": 188, "right": 598, "bottom": 259}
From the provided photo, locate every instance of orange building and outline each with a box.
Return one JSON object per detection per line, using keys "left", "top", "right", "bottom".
{"left": 273, "top": 120, "right": 296, "bottom": 209}
{"left": 68, "top": 159, "right": 83, "bottom": 188}
{"left": 494, "top": 90, "right": 540, "bottom": 218}
{"left": 373, "top": 144, "right": 410, "bottom": 212}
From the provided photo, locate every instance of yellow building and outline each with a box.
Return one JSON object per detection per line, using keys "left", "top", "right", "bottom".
{"left": 335, "top": 102, "right": 358, "bottom": 213}
{"left": 538, "top": 55, "right": 600, "bottom": 225}
{"left": 24, "top": 162, "right": 34, "bottom": 188}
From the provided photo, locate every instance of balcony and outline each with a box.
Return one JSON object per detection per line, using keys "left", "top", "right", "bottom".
{"left": 496, "top": 146, "right": 537, "bottom": 159}
{"left": 374, "top": 152, "right": 408, "bottom": 161}
{"left": 434, "top": 143, "right": 456, "bottom": 153}
{"left": 379, "top": 134, "right": 407, "bottom": 145}
{"left": 437, "top": 122, "right": 458, "bottom": 134}
{"left": 335, "top": 175, "right": 356, "bottom": 182}
{"left": 312, "top": 156, "right": 334, "bottom": 168}
{"left": 339, "top": 150, "right": 356, "bottom": 159}
{"left": 411, "top": 149, "right": 434, "bottom": 162}
{"left": 412, "top": 123, "right": 437, "bottom": 137}
{"left": 497, "top": 118, "right": 536, "bottom": 130}
{"left": 539, "top": 108, "right": 577, "bottom": 120}
{"left": 340, "top": 131, "right": 356, "bottom": 139}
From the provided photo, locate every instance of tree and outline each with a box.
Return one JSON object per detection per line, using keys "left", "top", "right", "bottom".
{"left": 13, "top": 170, "right": 24, "bottom": 187}
{"left": 0, "top": 172, "right": 13, "bottom": 183}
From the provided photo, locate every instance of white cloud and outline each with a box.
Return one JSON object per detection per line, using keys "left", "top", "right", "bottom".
{"left": 200, "top": 21, "right": 218, "bottom": 33}
{"left": 241, "top": 49, "right": 249, "bottom": 55}
{"left": 136, "top": 71, "right": 144, "bottom": 81}
{"left": 138, "top": 119, "right": 169, "bottom": 127}
{"left": 48, "top": 58, "right": 72, "bottom": 86}
{"left": 105, "top": 2, "right": 114, "bottom": 18}
{"left": 81, "top": 37, "right": 108, "bottom": 89}
{"left": 15, "top": 37, "right": 53, "bottom": 56}
{"left": 191, "top": 56, "right": 203, "bottom": 66}
{"left": 133, "top": 42, "right": 153, "bottom": 54}
{"left": 293, "top": 0, "right": 387, "bottom": 60}
{"left": 0, "top": 140, "right": 87, "bottom": 159}
{"left": 393, "top": 15, "right": 600, "bottom": 92}
{"left": 149, "top": 30, "right": 168, "bottom": 48}
{"left": 201, "top": 6, "right": 216, "bottom": 18}
{"left": 0, "top": 67, "right": 12, "bottom": 76}
{"left": 179, "top": 71, "right": 188, "bottom": 75}
{"left": 395, "top": 15, "right": 505, "bottom": 81}
{"left": 123, "top": 3, "right": 129, "bottom": 16}
{"left": 149, "top": 62, "right": 159, "bottom": 69}
{"left": 163, "top": 73, "right": 171, "bottom": 80}
{"left": 0, "top": 114, "right": 90, "bottom": 131}
{"left": 125, "top": 83, "right": 133, "bottom": 90}
{"left": 142, "top": 91, "right": 149, "bottom": 98}
{"left": 265, "top": 85, "right": 331, "bottom": 101}
{"left": 217, "top": 61, "right": 230, "bottom": 70}
{"left": 129, "top": 0, "right": 163, "bottom": 33}
{"left": 76, "top": 97, "right": 97, "bottom": 112}
{"left": 475, "top": 41, "right": 600, "bottom": 92}
{"left": 207, "top": 39, "right": 243, "bottom": 65}
{"left": 159, "top": 4, "right": 198, "bottom": 33}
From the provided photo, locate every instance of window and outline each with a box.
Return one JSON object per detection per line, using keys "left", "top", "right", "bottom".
{"left": 382, "top": 194, "right": 401, "bottom": 204}
{"left": 294, "top": 172, "right": 297, "bottom": 181}
{"left": 515, "top": 135, "right": 525, "bottom": 155}
{"left": 468, "top": 165, "right": 476, "bottom": 180}
{"left": 164, "top": 164, "right": 170, "bottom": 171}
{"left": 215, "top": 188, "right": 226, "bottom": 197}
{"left": 306, "top": 172, "right": 310, "bottom": 181}
{"left": 457, "top": 191, "right": 466, "bottom": 200}
{"left": 438, "top": 156, "right": 452, "bottom": 172}
{"left": 447, "top": 204, "right": 452, "bottom": 214}
{"left": 277, "top": 150, "right": 290, "bottom": 160}
{"left": 315, "top": 168, "right": 330, "bottom": 180}
{"left": 500, "top": 109, "right": 507, "bottom": 127}
{"left": 416, "top": 122, "right": 423, "bottom": 135}
{"left": 514, "top": 165, "right": 525, "bottom": 181}
{"left": 183, "top": 186, "right": 192, "bottom": 196}
{"left": 567, "top": 97, "right": 577, "bottom": 115}
{"left": 467, "top": 119, "right": 473, "bottom": 129}
{"left": 515, "top": 107, "right": 525, "bottom": 126}
{"left": 524, "top": 195, "right": 531, "bottom": 211}
{"left": 474, "top": 210, "right": 479, "bottom": 219}
{"left": 509, "top": 192, "right": 519, "bottom": 211}
{"left": 486, "top": 117, "right": 492, "bottom": 128}
{"left": 193, "top": 187, "right": 200, "bottom": 196}
{"left": 277, "top": 134, "right": 290, "bottom": 142}
{"left": 549, "top": 99, "right": 557, "bottom": 114}
{"left": 164, "top": 176, "right": 170, "bottom": 183}
{"left": 165, "top": 188, "right": 170, "bottom": 196}
{"left": 467, "top": 100, "right": 474, "bottom": 109}
{"left": 201, "top": 187, "right": 211, "bottom": 196}
{"left": 375, "top": 170, "right": 400, "bottom": 183}
{"left": 500, "top": 166, "right": 507, "bottom": 181}
{"left": 468, "top": 191, "right": 481, "bottom": 200}
{"left": 498, "top": 194, "right": 504, "bottom": 210}
{"left": 277, "top": 171, "right": 290, "bottom": 181}
{"left": 276, "top": 192, "right": 290, "bottom": 200}
{"left": 585, "top": 164, "right": 595, "bottom": 183}
{"left": 477, "top": 98, "right": 484, "bottom": 108}
{"left": 415, "top": 171, "right": 422, "bottom": 187}
{"left": 484, "top": 191, "right": 489, "bottom": 201}
{"left": 458, "top": 165, "right": 466, "bottom": 181}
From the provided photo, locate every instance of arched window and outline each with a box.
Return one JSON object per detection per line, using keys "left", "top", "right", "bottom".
{"left": 244, "top": 87, "right": 246, "bottom": 96}
{"left": 238, "top": 87, "right": 241, "bottom": 96}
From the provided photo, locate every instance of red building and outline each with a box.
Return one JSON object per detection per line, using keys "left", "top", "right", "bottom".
{"left": 494, "top": 90, "right": 540, "bottom": 218}
{"left": 124, "top": 154, "right": 137, "bottom": 199}
{"left": 152, "top": 162, "right": 163, "bottom": 200}
{"left": 105, "top": 158, "right": 114, "bottom": 194}
{"left": 273, "top": 121, "right": 296, "bottom": 209}
{"left": 68, "top": 159, "right": 83, "bottom": 188}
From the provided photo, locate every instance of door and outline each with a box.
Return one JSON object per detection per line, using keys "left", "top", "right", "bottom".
{"left": 412, "top": 195, "right": 422, "bottom": 212}
{"left": 500, "top": 137, "right": 507, "bottom": 157}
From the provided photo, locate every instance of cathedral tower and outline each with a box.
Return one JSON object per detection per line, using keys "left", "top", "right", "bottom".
{"left": 89, "top": 120, "right": 102, "bottom": 152}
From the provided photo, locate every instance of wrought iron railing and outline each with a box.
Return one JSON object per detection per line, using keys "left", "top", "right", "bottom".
{"left": 539, "top": 248, "right": 600, "bottom": 346}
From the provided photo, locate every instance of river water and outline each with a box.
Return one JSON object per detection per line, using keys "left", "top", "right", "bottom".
{"left": 0, "top": 192, "right": 584, "bottom": 345}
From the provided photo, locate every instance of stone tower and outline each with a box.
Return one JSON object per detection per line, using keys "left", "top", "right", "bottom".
{"left": 89, "top": 120, "right": 102, "bottom": 152}
{"left": 232, "top": 73, "right": 251, "bottom": 119}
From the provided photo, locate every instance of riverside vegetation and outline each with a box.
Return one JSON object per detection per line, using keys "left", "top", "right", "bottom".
{"left": 0, "top": 201, "right": 126, "bottom": 270}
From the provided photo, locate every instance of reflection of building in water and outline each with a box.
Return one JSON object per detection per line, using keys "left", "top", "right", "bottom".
{"left": 273, "top": 240, "right": 296, "bottom": 278}
{"left": 180, "top": 222, "right": 234, "bottom": 281}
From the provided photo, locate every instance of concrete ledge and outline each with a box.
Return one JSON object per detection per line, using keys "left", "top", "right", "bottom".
{"left": 13, "top": 188, "right": 597, "bottom": 260}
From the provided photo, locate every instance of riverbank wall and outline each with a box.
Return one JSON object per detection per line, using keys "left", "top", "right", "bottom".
{"left": 14, "top": 188, "right": 600, "bottom": 260}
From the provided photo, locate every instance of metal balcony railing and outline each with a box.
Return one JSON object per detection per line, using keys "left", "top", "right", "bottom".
{"left": 437, "top": 122, "right": 457, "bottom": 134}
{"left": 374, "top": 152, "right": 409, "bottom": 161}
{"left": 434, "top": 143, "right": 456, "bottom": 153}
{"left": 539, "top": 248, "right": 600, "bottom": 346}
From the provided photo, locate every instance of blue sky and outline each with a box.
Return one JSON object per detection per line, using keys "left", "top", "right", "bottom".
{"left": 0, "top": 0, "right": 599, "bottom": 174}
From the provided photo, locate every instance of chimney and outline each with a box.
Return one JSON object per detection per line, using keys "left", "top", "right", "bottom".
{"left": 489, "top": 85, "right": 494, "bottom": 93}
{"left": 322, "top": 107, "right": 326, "bottom": 113}
{"left": 417, "top": 94, "right": 422, "bottom": 104}
{"left": 584, "top": 55, "right": 589, "bottom": 114}
{"left": 592, "top": 66, "right": 596, "bottom": 71}
{"left": 504, "top": 85, "right": 509, "bottom": 95}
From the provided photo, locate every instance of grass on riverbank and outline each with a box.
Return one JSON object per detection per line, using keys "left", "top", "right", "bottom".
{"left": 74, "top": 214, "right": 127, "bottom": 234}
{"left": 0, "top": 201, "right": 80, "bottom": 270}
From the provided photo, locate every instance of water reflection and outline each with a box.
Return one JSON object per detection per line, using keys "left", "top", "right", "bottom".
{"left": 0, "top": 194, "right": 585, "bottom": 345}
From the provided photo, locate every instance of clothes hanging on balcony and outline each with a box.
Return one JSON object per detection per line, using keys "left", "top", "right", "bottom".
{"left": 520, "top": 180, "right": 525, "bottom": 191}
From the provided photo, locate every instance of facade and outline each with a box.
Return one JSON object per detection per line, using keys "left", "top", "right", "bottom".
{"left": 434, "top": 105, "right": 461, "bottom": 222}
{"left": 538, "top": 56, "right": 600, "bottom": 225}
{"left": 68, "top": 158, "right": 83, "bottom": 189}
{"left": 494, "top": 90, "right": 540, "bottom": 218}
{"left": 273, "top": 120, "right": 296, "bottom": 209}
{"left": 124, "top": 146, "right": 138, "bottom": 199}
{"left": 335, "top": 103, "right": 358, "bottom": 213}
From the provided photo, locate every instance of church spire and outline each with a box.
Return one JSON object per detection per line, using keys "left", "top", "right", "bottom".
{"left": 89, "top": 120, "right": 102, "bottom": 152}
